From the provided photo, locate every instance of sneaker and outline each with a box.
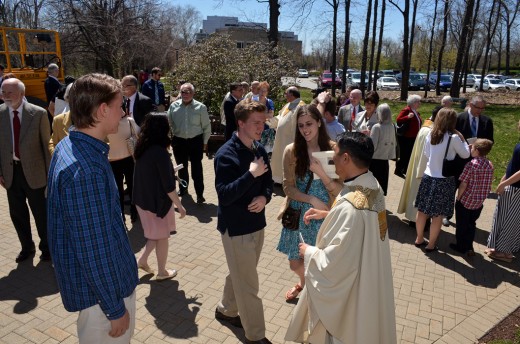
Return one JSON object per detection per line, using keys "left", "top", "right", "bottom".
{"left": 215, "top": 308, "right": 242, "bottom": 328}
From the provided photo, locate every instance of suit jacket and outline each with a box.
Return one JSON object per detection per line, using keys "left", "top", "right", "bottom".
{"left": 456, "top": 111, "right": 494, "bottom": 142}
{"left": 223, "top": 95, "right": 239, "bottom": 141}
{"left": 44, "top": 77, "right": 62, "bottom": 104}
{"left": 49, "top": 111, "right": 72, "bottom": 155}
{"left": 126, "top": 92, "right": 153, "bottom": 126}
{"left": 0, "top": 102, "right": 51, "bottom": 189}
{"left": 141, "top": 79, "right": 166, "bottom": 106}
{"left": 337, "top": 103, "right": 364, "bottom": 131}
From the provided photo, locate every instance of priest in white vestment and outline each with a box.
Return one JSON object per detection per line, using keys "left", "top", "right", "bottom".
{"left": 270, "top": 86, "right": 305, "bottom": 184}
{"left": 285, "top": 131, "right": 397, "bottom": 344}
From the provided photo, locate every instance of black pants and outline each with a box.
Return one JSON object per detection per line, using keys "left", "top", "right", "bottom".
{"left": 7, "top": 163, "right": 48, "bottom": 254}
{"left": 370, "top": 159, "right": 389, "bottom": 195}
{"left": 172, "top": 134, "right": 204, "bottom": 197}
{"left": 454, "top": 201, "right": 483, "bottom": 252}
{"left": 396, "top": 136, "right": 416, "bottom": 175}
{"left": 110, "top": 156, "right": 135, "bottom": 216}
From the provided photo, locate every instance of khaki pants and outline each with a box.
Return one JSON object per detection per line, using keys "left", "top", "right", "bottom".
{"left": 218, "top": 230, "right": 266, "bottom": 341}
{"left": 77, "top": 291, "right": 136, "bottom": 344}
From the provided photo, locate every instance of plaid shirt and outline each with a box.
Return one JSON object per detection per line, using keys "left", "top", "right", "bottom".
{"left": 459, "top": 156, "right": 494, "bottom": 209}
{"left": 47, "top": 131, "right": 138, "bottom": 319}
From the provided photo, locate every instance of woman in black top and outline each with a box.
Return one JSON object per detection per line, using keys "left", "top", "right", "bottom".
{"left": 133, "top": 114, "right": 186, "bottom": 281}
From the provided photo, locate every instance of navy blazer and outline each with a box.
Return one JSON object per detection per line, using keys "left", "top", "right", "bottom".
{"left": 141, "top": 79, "right": 165, "bottom": 106}
{"left": 456, "top": 111, "right": 494, "bottom": 142}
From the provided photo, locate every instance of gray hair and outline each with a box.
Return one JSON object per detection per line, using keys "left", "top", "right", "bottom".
{"left": 1, "top": 78, "right": 25, "bottom": 93}
{"left": 64, "top": 83, "right": 74, "bottom": 102}
{"left": 406, "top": 94, "right": 421, "bottom": 106}
{"left": 376, "top": 103, "right": 392, "bottom": 124}
{"left": 48, "top": 63, "right": 59, "bottom": 73}
{"left": 441, "top": 96, "right": 453, "bottom": 106}
{"left": 122, "top": 75, "right": 138, "bottom": 87}
{"left": 181, "top": 83, "right": 195, "bottom": 92}
{"left": 470, "top": 95, "right": 485, "bottom": 105}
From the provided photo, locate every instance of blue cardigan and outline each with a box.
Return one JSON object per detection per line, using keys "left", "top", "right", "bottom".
{"left": 214, "top": 134, "right": 273, "bottom": 236}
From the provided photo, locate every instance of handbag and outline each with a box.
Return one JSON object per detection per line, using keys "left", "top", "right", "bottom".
{"left": 281, "top": 172, "right": 314, "bottom": 231}
{"left": 442, "top": 134, "right": 458, "bottom": 177}
{"left": 126, "top": 119, "right": 138, "bottom": 159}
{"left": 396, "top": 120, "right": 409, "bottom": 136}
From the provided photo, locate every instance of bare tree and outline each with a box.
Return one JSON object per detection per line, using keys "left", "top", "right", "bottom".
{"left": 388, "top": 0, "right": 412, "bottom": 100}
{"left": 479, "top": 0, "right": 500, "bottom": 87}
{"left": 368, "top": 0, "right": 379, "bottom": 91}
{"left": 341, "top": 0, "right": 351, "bottom": 93}
{"left": 499, "top": 0, "right": 520, "bottom": 75}
{"left": 360, "top": 0, "right": 373, "bottom": 95}
{"left": 450, "top": 0, "right": 474, "bottom": 97}
{"left": 423, "top": 0, "right": 438, "bottom": 98}
{"left": 373, "top": 0, "right": 386, "bottom": 92}
{"left": 435, "top": 0, "right": 448, "bottom": 96}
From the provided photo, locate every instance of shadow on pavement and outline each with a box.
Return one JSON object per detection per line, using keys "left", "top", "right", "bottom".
{"left": 141, "top": 276, "right": 201, "bottom": 339}
{"left": 0, "top": 261, "right": 59, "bottom": 314}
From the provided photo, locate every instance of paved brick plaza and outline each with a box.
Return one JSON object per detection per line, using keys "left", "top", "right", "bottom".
{"left": 0, "top": 156, "right": 519, "bottom": 344}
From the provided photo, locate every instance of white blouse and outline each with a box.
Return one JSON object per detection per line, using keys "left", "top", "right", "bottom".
{"left": 424, "top": 132, "right": 470, "bottom": 178}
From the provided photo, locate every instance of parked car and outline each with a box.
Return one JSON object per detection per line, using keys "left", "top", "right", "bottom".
{"left": 463, "top": 75, "right": 476, "bottom": 87}
{"left": 395, "top": 72, "right": 427, "bottom": 90}
{"left": 348, "top": 72, "right": 368, "bottom": 87}
{"left": 504, "top": 79, "right": 520, "bottom": 91}
{"left": 376, "top": 77, "right": 400, "bottom": 91}
{"left": 319, "top": 71, "right": 342, "bottom": 88}
{"left": 429, "top": 73, "right": 452, "bottom": 91}
{"left": 298, "top": 68, "right": 309, "bottom": 78}
{"left": 475, "top": 77, "right": 507, "bottom": 91}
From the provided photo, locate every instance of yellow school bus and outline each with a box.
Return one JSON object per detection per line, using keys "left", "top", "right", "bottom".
{"left": 0, "top": 27, "right": 64, "bottom": 107}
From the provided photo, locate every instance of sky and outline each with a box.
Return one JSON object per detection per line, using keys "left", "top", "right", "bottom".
{"left": 173, "top": 0, "right": 410, "bottom": 54}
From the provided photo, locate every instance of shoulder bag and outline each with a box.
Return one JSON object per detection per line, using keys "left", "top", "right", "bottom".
{"left": 442, "top": 134, "right": 457, "bottom": 177}
{"left": 126, "top": 119, "right": 138, "bottom": 159}
{"left": 281, "top": 172, "right": 314, "bottom": 231}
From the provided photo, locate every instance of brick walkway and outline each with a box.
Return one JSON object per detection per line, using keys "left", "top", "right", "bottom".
{"left": 0, "top": 157, "right": 519, "bottom": 343}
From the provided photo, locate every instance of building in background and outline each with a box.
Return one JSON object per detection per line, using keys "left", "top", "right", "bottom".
{"left": 196, "top": 16, "right": 302, "bottom": 57}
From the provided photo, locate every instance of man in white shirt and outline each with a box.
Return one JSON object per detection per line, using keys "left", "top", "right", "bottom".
{"left": 337, "top": 89, "right": 364, "bottom": 131}
{"left": 121, "top": 75, "right": 153, "bottom": 126}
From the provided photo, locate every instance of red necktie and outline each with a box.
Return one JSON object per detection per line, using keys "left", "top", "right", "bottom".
{"left": 350, "top": 106, "right": 356, "bottom": 131}
{"left": 13, "top": 110, "right": 21, "bottom": 159}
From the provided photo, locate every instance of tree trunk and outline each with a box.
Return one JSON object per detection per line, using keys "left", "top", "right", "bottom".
{"left": 480, "top": 0, "right": 500, "bottom": 89}
{"left": 424, "top": 0, "right": 438, "bottom": 98}
{"left": 450, "top": 0, "right": 474, "bottom": 98}
{"left": 461, "top": 0, "right": 480, "bottom": 93}
{"left": 360, "top": 0, "right": 373, "bottom": 95}
{"left": 435, "top": 0, "right": 448, "bottom": 96}
{"left": 267, "top": 0, "right": 280, "bottom": 47}
{"left": 389, "top": 0, "right": 410, "bottom": 100}
{"left": 368, "top": 0, "right": 379, "bottom": 91}
{"left": 341, "top": 0, "right": 352, "bottom": 93}
{"left": 330, "top": 0, "right": 339, "bottom": 95}
{"left": 374, "top": 0, "right": 386, "bottom": 92}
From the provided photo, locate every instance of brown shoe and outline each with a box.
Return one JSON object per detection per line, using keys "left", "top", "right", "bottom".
{"left": 215, "top": 308, "right": 242, "bottom": 328}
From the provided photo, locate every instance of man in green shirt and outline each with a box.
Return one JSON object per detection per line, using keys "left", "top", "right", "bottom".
{"left": 167, "top": 83, "right": 211, "bottom": 204}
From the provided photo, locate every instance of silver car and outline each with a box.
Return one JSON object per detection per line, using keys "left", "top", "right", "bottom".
{"left": 504, "top": 79, "right": 520, "bottom": 91}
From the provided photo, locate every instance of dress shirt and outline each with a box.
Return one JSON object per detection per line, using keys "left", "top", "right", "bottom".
{"left": 127, "top": 92, "right": 137, "bottom": 118}
{"left": 468, "top": 109, "right": 478, "bottom": 137}
{"left": 47, "top": 131, "right": 138, "bottom": 319}
{"left": 326, "top": 119, "right": 346, "bottom": 140}
{"left": 167, "top": 99, "right": 211, "bottom": 143}
{"left": 9, "top": 103, "right": 24, "bottom": 161}
{"left": 458, "top": 156, "right": 494, "bottom": 209}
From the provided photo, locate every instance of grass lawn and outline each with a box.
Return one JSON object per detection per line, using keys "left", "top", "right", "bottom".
{"left": 300, "top": 88, "right": 520, "bottom": 189}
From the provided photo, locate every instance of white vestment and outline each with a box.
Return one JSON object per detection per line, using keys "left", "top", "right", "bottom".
{"left": 285, "top": 172, "right": 397, "bottom": 344}
{"left": 397, "top": 120, "right": 433, "bottom": 221}
{"left": 270, "top": 99, "right": 305, "bottom": 184}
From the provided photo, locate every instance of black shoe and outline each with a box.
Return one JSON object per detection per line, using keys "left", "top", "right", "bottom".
{"left": 196, "top": 196, "right": 205, "bottom": 204}
{"left": 40, "top": 252, "right": 52, "bottom": 261}
{"left": 442, "top": 218, "right": 450, "bottom": 227}
{"left": 394, "top": 170, "right": 405, "bottom": 179}
{"left": 408, "top": 221, "right": 416, "bottom": 229}
{"left": 215, "top": 308, "right": 242, "bottom": 328}
{"left": 130, "top": 208, "right": 138, "bottom": 223}
{"left": 449, "top": 243, "right": 466, "bottom": 255}
{"left": 178, "top": 189, "right": 188, "bottom": 197}
{"left": 245, "top": 338, "right": 273, "bottom": 344}
{"left": 15, "top": 249, "right": 36, "bottom": 263}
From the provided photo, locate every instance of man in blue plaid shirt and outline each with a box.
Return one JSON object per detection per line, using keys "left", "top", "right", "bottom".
{"left": 47, "top": 74, "right": 138, "bottom": 343}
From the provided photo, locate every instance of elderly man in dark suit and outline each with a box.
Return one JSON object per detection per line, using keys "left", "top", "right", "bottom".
{"left": 121, "top": 75, "right": 153, "bottom": 126}
{"left": 44, "top": 63, "right": 62, "bottom": 105}
{"left": 337, "top": 89, "right": 364, "bottom": 132}
{"left": 456, "top": 95, "right": 494, "bottom": 142}
{"left": 0, "top": 78, "right": 51, "bottom": 262}
{"left": 223, "top": 82, "right": 244, "bottom": 141}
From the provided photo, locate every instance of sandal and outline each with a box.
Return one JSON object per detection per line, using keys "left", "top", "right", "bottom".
{"left": 138, "top": 264, "right": 155, "bottom": 275}
{"left": 415, "top": 241, "right": 428, "bottom": 248}
{"left": 156, "top": 269, "right": 177, "bottom": 281}
{"left": 425, "top": 246, "right": 439, "bottom": 253}
{"left": 285, "top": 284, "right": 303, "bottom": 302}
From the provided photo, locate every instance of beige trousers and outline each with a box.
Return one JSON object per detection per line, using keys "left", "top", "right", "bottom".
{"left": 77, "top": 290, "right": 136, "bottom": 344}
{"left": 217, "top": 229, "right": 266, "bottom": 341}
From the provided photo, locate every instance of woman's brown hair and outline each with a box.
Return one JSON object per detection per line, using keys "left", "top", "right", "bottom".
{"left": 430, "top": 108, "right": 457, "bottom": 145}
{"left": 293, "top": 105, "right": 332, "bottom": 178}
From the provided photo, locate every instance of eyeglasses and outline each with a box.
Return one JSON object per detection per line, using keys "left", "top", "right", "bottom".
{"left": 472, "top": 104, "right": 485, "bottom": 110}
{"left": 122, "top": 84, "right": 135, "bottom": 88}
{"left": 181, "top": 90, "right": 193, "bottom": 94}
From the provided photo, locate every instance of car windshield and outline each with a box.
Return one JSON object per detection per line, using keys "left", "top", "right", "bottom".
{"left": 352, "top": 73, "right": 360, "bottom": 78}
{"left": 299, "top": 69, "right": 306, "bottom": 72}
{"left": 488, "top": 79, "right": 501, "bottom": 84}
{"left": 323, "top": 73, "right": 332, "bottom": 78}
{"left": 383, "top": 78, "right": 396, "bottom": 82}
{"left": 409, "top": 74, "right": 421, "bottom": 80}
{"left": 440, "top": 75, "right": 451, "bottom": 82}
